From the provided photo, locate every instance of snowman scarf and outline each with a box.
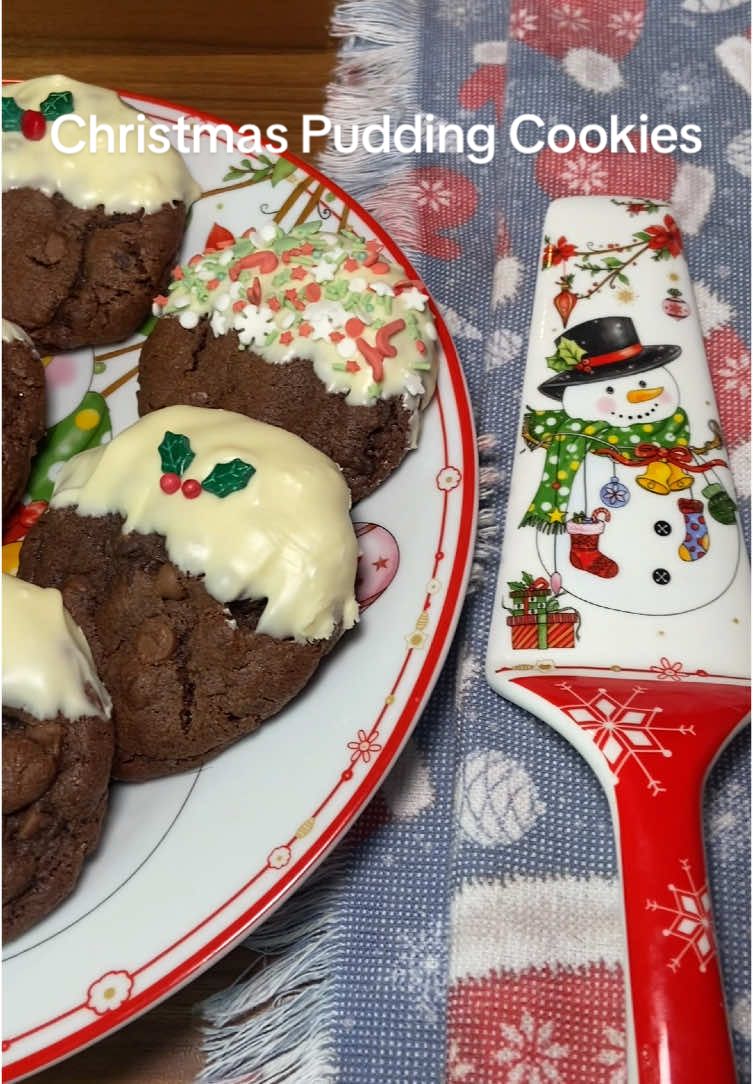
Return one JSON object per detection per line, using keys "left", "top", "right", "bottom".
{"left": 520, "top": 407, "right": 690, "bottom": 532}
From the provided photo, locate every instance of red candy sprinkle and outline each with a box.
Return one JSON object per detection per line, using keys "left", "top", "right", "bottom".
{"left": 21, "top": 110, "right": 46, "bottom": 140}
{"left": 415, "top": 340, "right": 426, "bottom": 355}
{"left": 206, "top": 279, "right": 220, "bottom": 291}
{"left": 205, "top": 223, "right": 235, "bottom": 252}
{"left": 329, "top": 331, "right": 345, "bottom": 343}
{"left": 343, "top": 258, "right": 359, "bottom": 272}
{"left": 172, "top": 267, "right": 185, "bottom": 280}
{"left": 181, "top": 479, "right": 202, "bottom": 499}
{"left": 346, "top": 360, "right": 360, "bottom": 373}
{"left": 293, "top": 299, "right": 305, "bottom": 311}
{"left": 284, "top": 289, "right": 298, "bottom": 302}
{"left": 188, "top": 254, "right": 203, "bottom": 268}
{"left": 279, "top": 331, "right": 293, "bottom": 345}
{"left": 299, "top": 322, "right": 313, "bottom": 337}
{"left": 268, "top": 297, "right": 281, "bottom": 312}
{"left": 345, "top": 317, "right": 366, "bottom": 338}
{"left": 160, "top": 473, "right": 181, "bottom": 495}
{"left": 232, "top": 300, "right": 246, "bottom": 313}
{"left": 299, "top": 242, "right": 315, "bottom": 255}
{"left": 153, "top": 295, "right": 168, "bottom": 306}
{"left": 370, "top": 261, "right": 390, "bottom": 275}
{"left": 291, "top": 266, "right": 307, "bottom": 280}
{"left": 247, "top": 277, "right": 262, "bottom": 306}
{"left": 305, "top": 282, "right": 321, "bottom": 301}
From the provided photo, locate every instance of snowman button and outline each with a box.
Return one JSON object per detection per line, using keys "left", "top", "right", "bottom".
{"left": 654, "top": 520, "right": 672, "bottom": 536}
{"left": 652, "top": 568, "right": 671, "bottom": 585}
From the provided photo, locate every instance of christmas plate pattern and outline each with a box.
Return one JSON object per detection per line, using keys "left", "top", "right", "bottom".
{"left": 487, "top": 197, "right": 749, "bottom": 1084}
{"left": 1, "top": 92, "right": 477, "bottom": 1080}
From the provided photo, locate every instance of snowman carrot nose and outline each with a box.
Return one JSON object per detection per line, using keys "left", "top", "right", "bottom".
{"left": 627, "top": 385, "right": 662, "bottom": 403}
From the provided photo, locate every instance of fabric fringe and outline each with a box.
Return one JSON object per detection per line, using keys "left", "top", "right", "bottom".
{"left": 468, "top": 434, "right": 503, "bottom": 592}
{"left": 319, "top": 0, "right": 422, "bottom": 232}
{"left": 198, "top": 852, "right": 350, "bottom": 1083}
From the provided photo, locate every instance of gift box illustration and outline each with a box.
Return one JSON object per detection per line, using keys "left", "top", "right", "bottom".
{"left": 505, "top": 571, "right": 580, "bottom": 650}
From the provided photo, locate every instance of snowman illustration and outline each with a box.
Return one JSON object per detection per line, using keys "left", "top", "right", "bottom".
{"left": 521, "top": 316, "right": 739, "bottom": 616}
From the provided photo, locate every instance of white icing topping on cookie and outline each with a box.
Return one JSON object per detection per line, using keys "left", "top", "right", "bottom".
{"left": 50, "top": 406, "right": 359, "bottom": 642}
{"left": 2, "top": 574, "right": 111, "bottom": 721}
{"left": 2, "top": 75, "right": 201, "bottom": 214}
{"left": 2, "top": 319, "right": 34, "bottom": 346}
{"left": 153, "top": 223, "right": 438, "bottom": 427}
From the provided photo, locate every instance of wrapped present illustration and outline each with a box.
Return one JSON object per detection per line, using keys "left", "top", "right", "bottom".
{"left": 505, "top": 571, "right": 580, "bottom": 650}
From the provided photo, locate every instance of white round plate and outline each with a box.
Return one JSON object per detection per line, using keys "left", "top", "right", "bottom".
{"left": 1, "top": 92, "right": 477, "bottom": 1079}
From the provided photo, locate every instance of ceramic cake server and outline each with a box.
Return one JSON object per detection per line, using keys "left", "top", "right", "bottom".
{"left": 486, "top": 196, "right": 750, "bottom": 1084}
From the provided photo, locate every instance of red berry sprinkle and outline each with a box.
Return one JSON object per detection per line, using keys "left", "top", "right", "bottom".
{"left": 343, "top": 258, "right": 359, "bottom": 272}
{"left": 160, "top": 472, "right": 181, "bottom": 495}
{"left": 345, "top": 317, "right": 366, "bottom": 338}
{"left": 181, "top": 479, "right": 202, "bottom": 499}
{"left": 279, "top": 331, "right": 293, "bottom": 345}
{"left": 268, "top": 297, "right": 281, "bottom": 312}
{"left": 305, "top": 282, "right": 321, "bottom": 301}
{"left": 299, "top": 322, "right": 313, "bottom": 337}
{"left": 21, "top": 110, "right": 46, "bottom": 140}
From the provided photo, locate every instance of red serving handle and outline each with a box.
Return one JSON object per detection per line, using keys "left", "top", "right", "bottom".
{"left": 513, "top": 674, "right": 750, "bottom": 1084}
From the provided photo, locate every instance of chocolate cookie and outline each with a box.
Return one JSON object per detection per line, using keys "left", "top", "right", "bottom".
{"left": 3, "top": 188, "right": 188, "bottom": 353}
{"left": 2, "top": 575, "right": 112, "bottom": 941}
{"left": 3, "top": 75, "right": 200, "bottom": 351}
{"left": 19, "top": 406, "right": 360, "bottom": 781}
{"left": 2, "top": 320, "right": 46, "bottom": 521}
{"left": 138, "top": 222, "right": 438, "bottom": 503}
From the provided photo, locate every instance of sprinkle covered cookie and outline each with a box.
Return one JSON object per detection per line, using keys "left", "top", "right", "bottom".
{"left": 19, "top": 406, "right": 360, "bottom": 780}
{"left": 137, "top": 221, "right": 438, "bottom": 502}
{"left": 2, "top": 319, "right": 46, "bottom": 521}
{"left": 2, "top": 574, "right": 113, "bottom": 940}
{"left": 2, "top": 75, "right": 201, "bottom": 351}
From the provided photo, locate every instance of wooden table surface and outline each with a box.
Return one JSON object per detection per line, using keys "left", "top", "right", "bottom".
{"left": 4, "top": 2, "right": 336, "bottom": 1079}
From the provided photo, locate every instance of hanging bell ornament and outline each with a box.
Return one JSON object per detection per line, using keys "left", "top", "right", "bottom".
{"left": 600, "top": 474, "right": 630, "bottom": 508}
{"left": 701, "top": 482, "right": 737, "bottom": 525}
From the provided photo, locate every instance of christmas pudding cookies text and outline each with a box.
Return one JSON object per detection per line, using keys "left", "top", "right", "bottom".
{"left": 138, "top": 222, "right": 438, "bottom": 502}
{"left": 3, "top": 574, "right": 113, "bottom": 940}
{"left": 19, "top": 406, "right": 360, "bottom": 780}
{"left": 2, "top": 75, "right": 201, "bottom": 351}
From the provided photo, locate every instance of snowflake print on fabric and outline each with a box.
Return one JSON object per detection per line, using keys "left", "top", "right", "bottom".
{"left": 456, "top": 750, "right": 546, "bottom": 846}
{"left": 551, "top": 3, "right": 592, "bottom": 34}
{"left": 560, "top": 156, "right": 610, "bottom": 194}
{"left": 657, "top": 64, "right": 715, "bottom": 115}
{"left": 417, "top": 176, "right": 452, "bottom": 213}
{"left": 388, "top": 920, "right": 446, "bottom": 1024}
{"left": 510, "top": 6, "right": 539, "bottom": 40}
{"left": 494, "top": 1009, "right": 570, "bottom": 1082}
{"left": 596, "top": 1026, "right": 628, "bottom": 1084}
{"left": 557, "top": 683, "right": 695, "bottom": 796}
{"left": 607, "top": 9, "right": 644, "bottom": 42}
{"left": 646, "top": 859, "right": 716, "bottom": 973}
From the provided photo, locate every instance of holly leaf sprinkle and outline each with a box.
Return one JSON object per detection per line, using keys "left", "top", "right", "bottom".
{"left": 2, "top": 97, "right": 23, "bottom": 132}
{"left": 546, "top": 336, "right": 586, "bottom": 373}
{"left": 201, "top": 458, "right": 256, "bottom": 498}
{"left": 40, "top": 91, "right": 74, "bottom": 121}
{"left": 158, "top": 431, "right": 195, "bottom": 476}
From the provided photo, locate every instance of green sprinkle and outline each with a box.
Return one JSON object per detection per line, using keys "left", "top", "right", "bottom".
{"left": 332, "top": 361, "right": 347, "bottom": 371}
{"left": 412, "top": 361, "right": 432, "bottom": 371}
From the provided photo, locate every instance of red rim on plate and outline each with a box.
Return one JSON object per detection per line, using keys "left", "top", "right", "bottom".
{"left": 2, "top": 88, "right": 478, "bottom": 1081}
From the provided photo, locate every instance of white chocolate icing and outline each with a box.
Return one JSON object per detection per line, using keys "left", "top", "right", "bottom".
{"left": 2, "top": 574, "right": 111, "bottom": 721}
{"left": 154, "top": 223, "right": 438, "bottom": 429}
{"left": 51, "top": 406, "right": 360, "bottom": 642}
{"left": 2, "top": 75, "right": 201, "bottom": 214}
{"left": 2, "top": 319, "right": 34, "bottom": 346}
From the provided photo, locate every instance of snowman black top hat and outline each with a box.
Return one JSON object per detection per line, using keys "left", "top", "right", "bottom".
{"left": 538, "top": 316, "right": 682, "bottom": 401}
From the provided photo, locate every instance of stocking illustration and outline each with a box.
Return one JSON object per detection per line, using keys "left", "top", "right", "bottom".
{"left": 678, "top": 498, "right": 710, "bottom": 562}
{"left": 566, "top": 508, "right": 618, "bottom": 579}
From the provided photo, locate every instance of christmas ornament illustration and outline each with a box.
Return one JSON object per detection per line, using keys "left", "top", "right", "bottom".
{"left": 520, "top": 313, "right": 737, "bottom": 616}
